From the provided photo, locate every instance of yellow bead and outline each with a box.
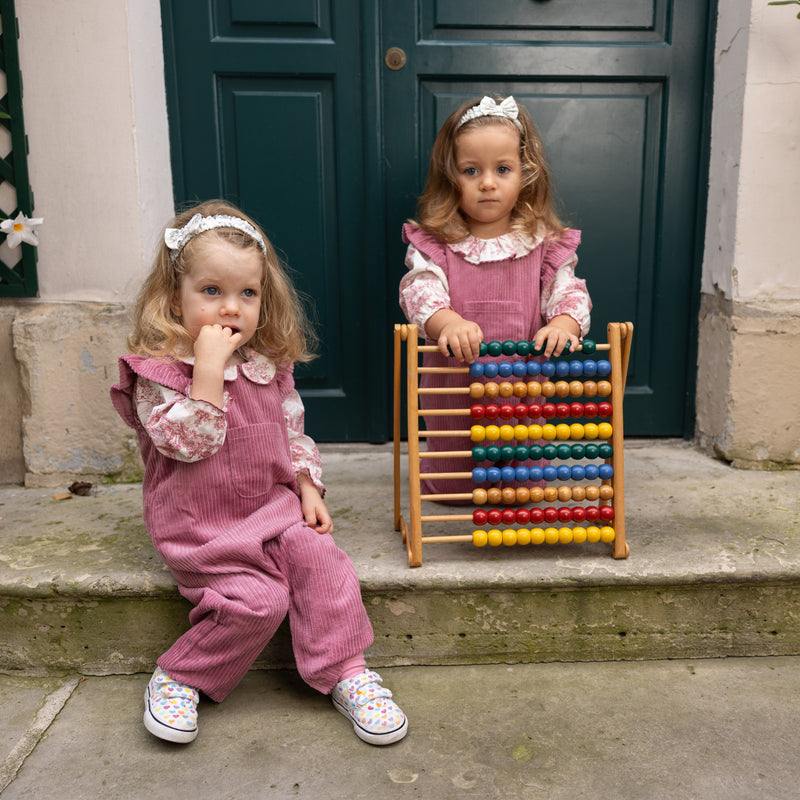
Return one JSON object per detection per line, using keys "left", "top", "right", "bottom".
{"left": 544, "top": 527, "right": 560, "bottom": 544}
{"left": 542, "top": 424, "right": 557, "bottom": 440}
{"left": 487, "top": 529, "right": 503, "bottom": 546}
{"left": 499, "top": 425, "right": 515, "bottom": 441}
{"left": 503, "top": 528, "right": 517, "bottom": 546}
{"left": 472, "top": 530, "right": 488, "bottom": 547}
{"left": 516, "top": 528, "right": 532, "bottom": 546}
{"left": 485, "top": 425, "right": 500, "bottom": 441}
{"left": 598, "top": 422, "right": 613, "bottom": 439}
{"left": 527, "top": 424, "right": 543, "bottom": 440}
{"left": 514, "top": 424, "right": 529, "bottom": 441}
{"left": 470, "top": 425, "right": 486, "bottom": 442}
{"left": 570, "top": 423, "right": 585, "bottom": 440}
{"left": 587, "top": 526, "right": 601, "bottom": 543}
{"left": 572, "top": 526, "right": 588, "bottom": 544}
{"left": 559, "top": 526, "right": 573, "bottom": 544}
{"left": 584, "top": 423, "right": 599, "bottom": 440}
{"left": 555, "top": 424, "right": 571, "bottom": 440}
{"left": 531, "top": 527, "right": 545, "bottom": 545}
{"left": 601, "top": 526, "right": 616, "bottom": 543}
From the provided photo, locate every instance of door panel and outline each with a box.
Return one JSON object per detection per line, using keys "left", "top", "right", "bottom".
{"left": 383, "top": 0, "right": 711, "bottom": 435}
{"left": 161, "top": 0, "right": 384, "bottom": 441}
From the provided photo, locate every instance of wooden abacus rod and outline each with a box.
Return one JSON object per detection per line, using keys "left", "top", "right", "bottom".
{"left": 421, "top": 492, "right": 474, "bottom": 502}
{"left": 419, "top": 430, "right": 472, "bottom": 437}
{"left": 422, "top": 514, "right": 474, "bottom": 522}
{"left": 421, "top": 535, "right": 473, "bottom": 543}
{"left": 419, "top": 450, "right": 472, "bottom": 458}
{"left": 417, "top": 343, "right": 611, "bottom": 353}
{"left": 419, "top": 367, "right": 469, "bottom": 374}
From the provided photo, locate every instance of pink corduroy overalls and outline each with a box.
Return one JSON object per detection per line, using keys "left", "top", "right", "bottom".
{"left": 111, "top": 355, "right": 373, "bottom": 701}
{"left": 402, "top": 223, "right": 581, "bottom": 498}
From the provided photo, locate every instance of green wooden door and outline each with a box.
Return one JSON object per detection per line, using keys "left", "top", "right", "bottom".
{"left": 382, "top": 0, "right": 712, "bottom": 436}
{"left": 161, "top": 0, "right": 712, "bottom": 439}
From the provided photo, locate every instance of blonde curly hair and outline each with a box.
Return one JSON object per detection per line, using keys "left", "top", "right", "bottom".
{"left": 128, "top": 199, "right": 316, "bottom": 366}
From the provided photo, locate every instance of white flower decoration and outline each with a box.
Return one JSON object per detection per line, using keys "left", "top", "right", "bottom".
{"left": 1, "top": 212, "right": 44, "bottom": 248}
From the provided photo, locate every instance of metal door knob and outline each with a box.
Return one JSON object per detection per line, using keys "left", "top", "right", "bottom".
{"left": 384, "top": 47, "right": 407, "bottom": 71}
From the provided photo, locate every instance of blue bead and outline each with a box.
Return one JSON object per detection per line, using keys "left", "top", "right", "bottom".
{"left": 569, "top": 360, "right": 584, "bottom": 377}
{"left": 543, "top": 466, "right": 558, "bottom": 482}
{"left": 540, "top": 362, "right": 556, "bottom": 378}
{"left": 526, "top": 361, "right": 541, "bottom": 376}
{"left": 512, "top": 361, "right": 528, "bottom": 378}
{"left": 472, "top": 468, "right": 487, "bottom": 483}
{"left": 599, "top": 464, "right": 614, "bottom": 480}
{"left": 597, "top": 360, "right": 612, "bottom": 377}
{"left": 487, "top": 467, "right": 502, "bottom": 483}
{"left": 584, "top": 465, "right": 600, "bottom": 480}
{"left": 529, "top": 467, "right": 544, "bottom": 482}
{"left": 515, "top": 466, "right": 530, "bottom": 481}
{"left": 571, "top": 465, "right": 586, "bottom": 480}
{"left": 498, "top": 362, "right": 513, "bottom": 378}
{"left": 557, "top": 465, "right": 572, "bottom": 481}
{"left": 484, "top": 362, "right": 499, "bottom": 379}
{"left": 501, "top": 466, "right": 516, "bottom": 482}
{"left": 582, "top": 360, "right": 597, "bottom": 377}
{"left": 469, "top": 362, "right": 484, "bottom": 378}
{"left": 555, "top": 361, "right": 570, "bottom": 378}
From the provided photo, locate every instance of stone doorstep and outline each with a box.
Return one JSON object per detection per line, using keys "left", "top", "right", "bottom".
{"left": 1, "top": 441, "right": 800, "bottom": 674}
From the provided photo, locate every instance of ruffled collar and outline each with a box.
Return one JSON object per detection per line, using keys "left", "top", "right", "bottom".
{"left": 449, "top": 229, "right": 543, "bottom": 265}
{"left": 180, "top": 347, "right": 277, "bottom": 385}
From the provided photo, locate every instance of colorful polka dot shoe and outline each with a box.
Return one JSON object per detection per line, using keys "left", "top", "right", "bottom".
{"left": 331, "top": 670, "right": 408, "bottom": 745}
{"left": 143, "top": 667, "right": 199, "bottom": 744}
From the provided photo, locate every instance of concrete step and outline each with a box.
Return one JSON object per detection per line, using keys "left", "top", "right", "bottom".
{"left": 1, "top": 441, "right": 799, "bottom": 676}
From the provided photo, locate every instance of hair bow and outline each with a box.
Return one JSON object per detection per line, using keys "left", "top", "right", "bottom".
{"left": 458, "top": 96, "right": 522, "bottom": 129}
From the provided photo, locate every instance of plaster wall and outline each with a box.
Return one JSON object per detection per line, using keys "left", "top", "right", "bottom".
{"left": 696, "top": 1, "right": 800, "bottom": 467}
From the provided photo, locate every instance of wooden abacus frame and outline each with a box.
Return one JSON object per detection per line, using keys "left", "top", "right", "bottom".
{"left": 393, "top": 322, "right": 634, "bottom": 567}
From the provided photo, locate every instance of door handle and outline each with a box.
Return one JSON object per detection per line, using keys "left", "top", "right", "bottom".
{"left": 384, "top": 47, "right": 407, "bottom": 71}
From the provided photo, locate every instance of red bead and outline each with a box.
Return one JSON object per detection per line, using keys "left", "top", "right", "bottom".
{"left": 558, "top": 507, "right": 573, "bottom": 522}
{"left": 528, "top": 403, "right": 543, "bottom": 418}
{"left": 570, "top": 402, "right": 584, "bottom": 417}
{"left": 484, "top": 404, "right": 500, "bottom": 420}
{"left": 499, "top": 404, "right": 515, "bottom": 420}
{"left": 487, "top": 509, "right": 502, "bottom": 524}
{"left": 514, "top": 403, "right": 529, "bottom": 419}
{"left": 470, "top": 404, "right": 485, "bottom": 420}
{"left": 530, "top": 508, "right": 544, "bottom": 524}
{"left": 555, "top": 403, "right": 571, "bottom": 418}
{"left": 516, "top": 508, "right": 530, "bottom": 524}
{"left": 542, "top": 404, "right": 557, "bottom": 419}
{"left": 544, "top": 507, "right": 559, "bottom": 523}
{"left": 572, "top": 506, "right": 587, "bottom": 522}
{"left": 585, "top": 506, "right": 601, "bottom": 522}
{"left": 598, "top": 402, "right": 613, "bottom": 418}
{"left": 600, "top": 505, "right": 615, "bottom": 521}
{"left": 502, "top": 508, "right": 516, "bottom": 524}
{"left": 583, "top": 403, "right": 598, "bottom": 418}
{"left": 472, "top": 509, "right": 488, "bottom": 525}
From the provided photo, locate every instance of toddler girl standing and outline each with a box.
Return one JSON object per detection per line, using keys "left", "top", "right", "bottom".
{"left": 400, "top": 96, "right": 592, "bottom": 497}
{"left": 112, "top": 200, "right": 407, "bottom": 745}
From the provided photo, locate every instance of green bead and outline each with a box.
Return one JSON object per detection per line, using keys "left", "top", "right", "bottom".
{"left": 486, "top": 446, "right": 501, "bottom": 462}
{"left": 557, "top": 444, "right": 572, "bottom": 459}
{"left": 516, "top": 341, "right": 530, "bottom": 357}
{"left": 543, "top": 444, "right": 558, "bottom": 459}
{"left": 487, "top": 341, "right": 503, "bottom": 357}
{"left": 571, "top": 444, "right": 585, "bottom": 459}
{"left": 500, "top": 445, "right": 516, "bottom": 461}
{"left": 515, "top": 446, "right": 530, "bottom": 460}
{"left": 472, "top": 447, "right": 487, "bottom": 462}
{"left": 581, "top": 339, "right": 596, "bottom": 354}
{"left": 529, "top": 445, "right": 543, "bottom": 460}
{"left": 479, "top": 342, "right": 488, "bottom": 357}
{"left": 584, "top": 443, "right": 600, "bottom": 459}
{"left": 530, "top": 342, "right": 546, "bottom": 357}
{"left": 599, "top": 443, "right": 613, "bottom": 459}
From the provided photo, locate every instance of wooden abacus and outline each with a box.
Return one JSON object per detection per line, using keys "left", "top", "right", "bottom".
{"left": 393, "top": 322, "right": 634, "bottom": 567}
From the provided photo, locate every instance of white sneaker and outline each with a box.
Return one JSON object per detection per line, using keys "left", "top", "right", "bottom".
{"left": 331, "top": 670, "right": 408, "bottom": 745}
{"left": 143, "top": 667, "right": 199, "bottom": 744}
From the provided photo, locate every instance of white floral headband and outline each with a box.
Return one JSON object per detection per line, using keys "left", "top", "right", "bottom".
{"left": 164, "top": 213, "right": 267, "bottom": 261}
{"left": 458, "top": 96, "right": 523, "bottom": 130}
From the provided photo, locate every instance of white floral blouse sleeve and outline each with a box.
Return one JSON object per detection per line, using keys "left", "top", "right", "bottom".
{"left": 398, "top": 243, "right": 452, "bottom": 334}
{"left": 541, "top": 252, "right": 592, "bottom": 338}
{"left": 282, "top": 388, "right": 325, "bottom": 493}
{"left": 134, "top": 376, "right": 227, "bottom": 462}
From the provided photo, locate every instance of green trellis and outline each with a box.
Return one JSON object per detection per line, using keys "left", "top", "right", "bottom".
{"left": 0, "top": 0, "right": 36, "bottom": 297}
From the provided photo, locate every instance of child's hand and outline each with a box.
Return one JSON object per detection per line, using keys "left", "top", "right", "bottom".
{"left": 193, "top": 324, "right": 243, "bottom": 368}
{"left": 533, "top": 315, "right": 581, "bottom": 359}
{"left": 426, "top": 309, "right": 484, "bottom": 363}
{"left": 297, "top": 473, "right": 334, "bottom": 534}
